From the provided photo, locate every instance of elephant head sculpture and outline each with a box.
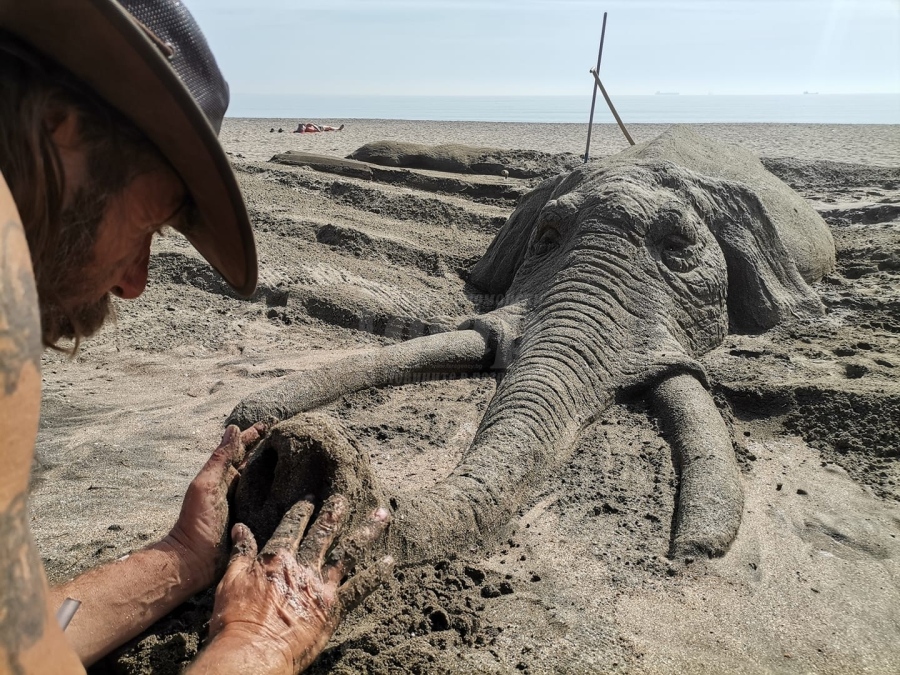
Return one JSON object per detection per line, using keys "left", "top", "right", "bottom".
{"left": 230, "top": 127, "right": 835, "bottom": 563}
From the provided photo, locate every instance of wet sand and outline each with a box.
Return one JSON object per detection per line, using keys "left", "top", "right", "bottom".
{"left": 32, "top": 120, "right": 900, "bottom": 674}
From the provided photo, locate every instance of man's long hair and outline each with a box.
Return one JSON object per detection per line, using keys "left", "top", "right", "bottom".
{"left": 0, "top": 33, "right": 160, "bottom": 349}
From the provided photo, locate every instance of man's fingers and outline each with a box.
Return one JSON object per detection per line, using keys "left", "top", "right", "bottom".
{"left": 229, "top": 523, "right": 258, "bottom": 564}
{"left": 224, "top": 465, "right": 241, "bottom": 500}
{"left": 199, "top": 423, "right": 265, "bottom": 488}
{"left": 239, "top": 422, "right": 266, "bottom": 454}
{"left": 198, "top": 425, "right": 240, "bottom": 476}
{"left": 219, "top": 422, "right": 266, "bottom": 466}
{"left": 234, "top": 422, "right": 266, "bottom": 472}
{"left": 297, "top": 495, "right": 348, "bottom": 568}
{"left": 326, "top": 506, "right": 391, "bottom": 584}
{"left": 261, "top": 499, "right": 315, "bottom": 557}
{"left": 220, "top": 424, "right": 240, "bottom": 450}
{"left": 336, "top": 556, "right": 395, "bottom": 615}
{"left": 219, "top": 424, "right": 246, "bottom": 465}
{"left": 194, "top": 425, "right": 242, "bottom": 486}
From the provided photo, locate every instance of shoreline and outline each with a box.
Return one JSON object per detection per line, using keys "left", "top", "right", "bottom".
{"left": 220, "top": 119, "right": 900, "bottom": 166}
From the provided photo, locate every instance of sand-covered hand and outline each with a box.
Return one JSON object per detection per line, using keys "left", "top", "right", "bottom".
{"left": 165, "top": 423, "right": 266, "bottom": 590}
{"left": 198, "top": 496, "right": 392, "bottom": 674}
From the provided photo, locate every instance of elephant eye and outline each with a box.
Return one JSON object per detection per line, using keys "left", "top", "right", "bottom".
{"left": 531, "top": 226, "right": 561, "bottom": 256}
{"left": 660, "top": 233, "right": 700, "bottom": 272}
{"left": 529, "top": 206, "right": 565, "bottom": 256}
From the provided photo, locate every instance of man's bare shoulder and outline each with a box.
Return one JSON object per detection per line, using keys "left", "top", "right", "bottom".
{"left": 0, "top": 171, "right": 42, "bottom": 397}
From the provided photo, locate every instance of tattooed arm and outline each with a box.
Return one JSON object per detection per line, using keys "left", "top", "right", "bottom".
{"left": 0, "top": 176, "right": 85, "bottom": 674}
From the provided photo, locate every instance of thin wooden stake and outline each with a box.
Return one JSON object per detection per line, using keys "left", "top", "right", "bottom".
{"left": 583, "top": 12, "right": 608, "bottom": 163}
{"left": 590, "top": 68, "right": 635, "bottom": 146}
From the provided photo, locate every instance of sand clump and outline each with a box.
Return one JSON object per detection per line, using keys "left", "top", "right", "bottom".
{"left": 233, "top": 414, "right": 383, "bottom": 547}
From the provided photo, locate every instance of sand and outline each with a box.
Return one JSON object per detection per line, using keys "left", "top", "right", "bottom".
{"left": 31, "top": 120, "right": 900, "bottom": 674}
{"left": 222, "top": 120, "right": 900, "bottom": 167}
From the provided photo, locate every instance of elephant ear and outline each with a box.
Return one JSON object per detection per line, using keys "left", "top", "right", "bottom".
{"left": 684, "top": 173, "right": 827, "bottom": 334}
{"left": 468, "top": 173, "right": 567, "bottom": 296}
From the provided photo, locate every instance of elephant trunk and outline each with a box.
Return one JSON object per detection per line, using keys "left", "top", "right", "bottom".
{"left": 228, "top": 329, "right": 492, "bottom": 427}
{"left": 395, "top": 364, "right": 609, "bottom": 560}
{"left": 395, "top": 288, "right": 631, "bottom": 560}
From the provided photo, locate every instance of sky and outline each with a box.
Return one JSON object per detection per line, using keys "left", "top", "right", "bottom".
{"left": 186, "top": 0, "right": 900, "bottom": 97}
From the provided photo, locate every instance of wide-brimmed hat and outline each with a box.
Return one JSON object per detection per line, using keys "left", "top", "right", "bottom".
{"left": 0, "top": 0, "right": 257, "bottom": 296}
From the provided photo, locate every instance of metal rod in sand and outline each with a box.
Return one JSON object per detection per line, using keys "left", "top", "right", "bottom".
{"left": 590, "top": 68, "right": 635, "bottom": 146}
{"left": 583, "top": 11, "right": 608, "bottom": 163}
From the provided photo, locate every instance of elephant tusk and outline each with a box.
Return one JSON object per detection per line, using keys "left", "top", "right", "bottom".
{"left": 227, "top": 330, "right": 493, "bottom": 428}
{"left": 651, "top": 372, "right": 744, "bottom": 559}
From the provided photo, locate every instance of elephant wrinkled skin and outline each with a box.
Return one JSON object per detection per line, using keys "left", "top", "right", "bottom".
{"left": 231, "top": 127, "right": 836, "bottom": 563}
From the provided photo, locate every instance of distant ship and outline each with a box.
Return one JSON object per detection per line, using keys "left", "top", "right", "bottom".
{"left": 655, "top": 91, "right": 680, "bottom": 95}
{"left": 803, "top": 91, "right": 819, "bottom": 95}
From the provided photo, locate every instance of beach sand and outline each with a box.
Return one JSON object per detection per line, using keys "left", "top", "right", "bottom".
{"left": 32, "top": 121, "right": 900, "bottom": 674}
{"left": 222, "top": 119, "right": 900, "bottom": 166}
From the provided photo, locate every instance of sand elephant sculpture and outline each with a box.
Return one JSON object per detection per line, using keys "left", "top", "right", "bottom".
{"left": 229, "top": 127, "right": 835, "bottom": 563}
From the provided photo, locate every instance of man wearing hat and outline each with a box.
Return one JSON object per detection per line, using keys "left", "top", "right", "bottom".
{"left": 0, "top": 1, "right": 391, "bottom": 673}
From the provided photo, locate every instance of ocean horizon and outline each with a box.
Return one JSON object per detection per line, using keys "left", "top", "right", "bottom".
{"left": 227, "top": 93, "right": 900, "bottom": 125}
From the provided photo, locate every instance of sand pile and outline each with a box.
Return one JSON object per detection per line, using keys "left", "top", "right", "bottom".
{"left": 347, "top": 140, "right": 580, "bottom": 179}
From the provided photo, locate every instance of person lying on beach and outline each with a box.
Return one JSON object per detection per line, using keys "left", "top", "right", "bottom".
{"left": 0, "top": 2, "right": 390, "bottom": 674}
{"left": 294, "top": 123, "right": 345, "bottom": 133}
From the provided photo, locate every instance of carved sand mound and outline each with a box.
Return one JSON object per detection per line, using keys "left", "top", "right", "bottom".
{"left": 347, "top": 141, "right": 580, "bottom": 179}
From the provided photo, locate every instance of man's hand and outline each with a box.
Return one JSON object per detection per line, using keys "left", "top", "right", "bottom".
{"left": 164, "top": 423, "right": 266, "bottom": 591}
{"left": 46, "top": 422, "right": 265, "bottom": 665}
{"left": 189, "top": 496, "right": 392, "bottom": 675}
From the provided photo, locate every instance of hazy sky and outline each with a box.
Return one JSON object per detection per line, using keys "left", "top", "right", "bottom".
{"left": 187, "top": 0, "right": 900, "bottom": 96}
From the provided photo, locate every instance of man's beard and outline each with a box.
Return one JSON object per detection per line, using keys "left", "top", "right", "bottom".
{"left": 40, "top": 292, "right": 111, "bottom": 346}
{"left": 39, "top": 185, "right": 114, "bottom": 347}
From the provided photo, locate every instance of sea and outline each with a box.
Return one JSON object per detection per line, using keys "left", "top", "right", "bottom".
{"left": 227, "top": 93, "right": 900, "bottom": 125}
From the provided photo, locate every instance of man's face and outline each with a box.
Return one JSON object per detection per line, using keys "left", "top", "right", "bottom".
{"left": 43, "top": 112, "right": 186, "bottom": 344}
{"left": 85, "top": 168, "right": 185, "bottom": 299}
